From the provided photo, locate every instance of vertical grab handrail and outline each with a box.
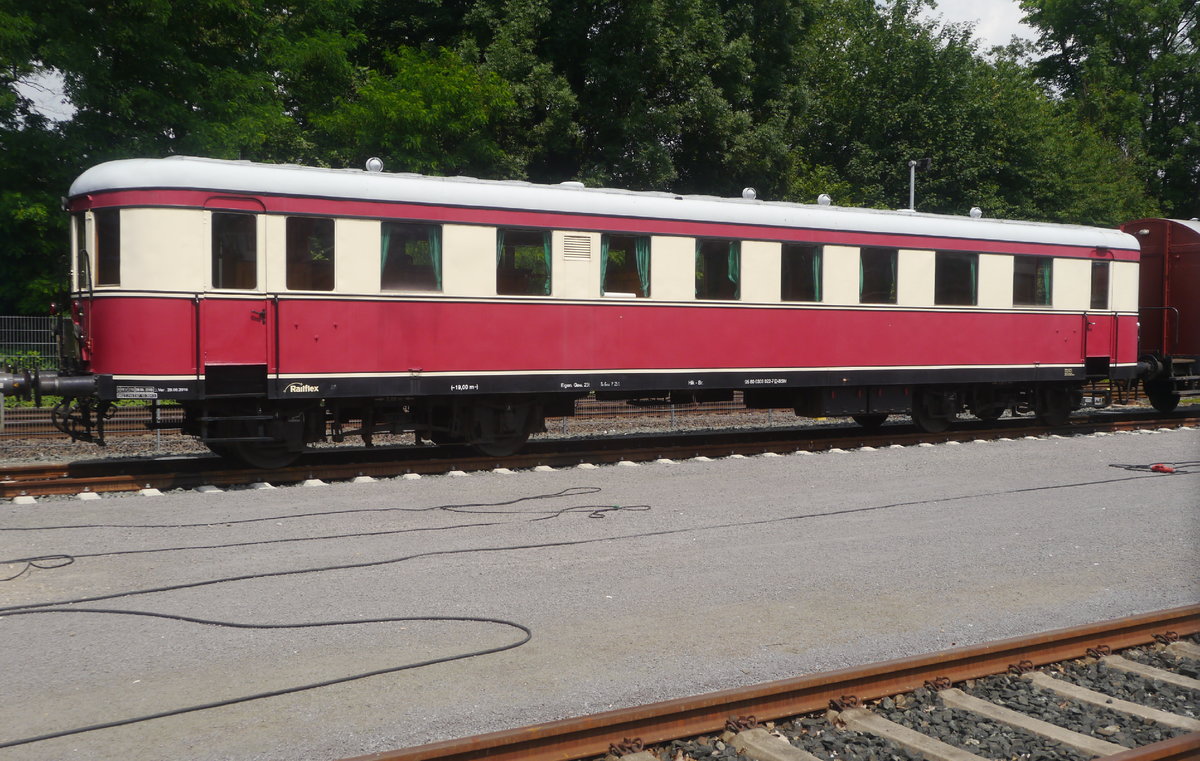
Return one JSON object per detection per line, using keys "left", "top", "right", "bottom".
{"left": 1138, "top": 306, "right": 1182, "bottom": 360}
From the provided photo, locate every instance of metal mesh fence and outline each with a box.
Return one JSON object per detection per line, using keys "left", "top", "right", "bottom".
{"left": 0, "top": 404, "right": 186, "bottom": 438}
{"left": 0, "top": 315, "right": 58, "bottom": 371}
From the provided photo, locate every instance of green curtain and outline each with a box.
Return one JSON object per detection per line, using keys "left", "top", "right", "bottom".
{"left": 600, "top": 235, "right": 610, "bottom": 293}
{"left": 380, "top": 222, "right": 392, "bottom": 274}
{"left": 694, "top": 239, "right": 703, "bottom": 297}
{"left": 496, "top": 229, "right": 505, "bottom": 264}
{"left": 858, "top": 251, "right": 864, "bottom": 297}
{"left": 635, "top": 236, "right": 650, "bottom": 297}
{"left": 429, "top": 225, "right": 442, "bottom": 290}
{"left": 1038, "top": 259, "right": 1052, "bottom": 305}
{"left": 728, "top": 241, "right": 740, "bottom": 299}
{"left": 541, "top": 231, "right": 551, "bottom": 295}
{"left": 812, "top": 248, "right": 822, "bottom": 302}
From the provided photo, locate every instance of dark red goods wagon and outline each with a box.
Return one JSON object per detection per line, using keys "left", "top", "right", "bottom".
{"left": 1121, "top": 219, "right": 1200, "bottom": 412}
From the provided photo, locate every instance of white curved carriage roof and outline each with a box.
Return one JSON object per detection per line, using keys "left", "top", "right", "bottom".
{"left": 71, "top": 156, "right": 1138, "bottom": 251}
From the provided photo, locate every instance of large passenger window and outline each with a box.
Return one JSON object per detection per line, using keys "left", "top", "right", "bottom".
{"left": 934, "top": 252, "right": 978, "bottom": 306}
{"left": 497, "top": 228, "right": 551, "bottom": 295}
{"left": 859, "top": 247, "right": 897, "bottom": 304}
{"left": 286, "top": 217, "right": 335, "bottom": 291}
{"left": 95, "top": 209, "right": 120, "bottom": 286}
{"left": 1013, "top": 255, "right": 1052, "bottom": 306}
{"left": 602, "top": 235, "right": 650, "bottom": 297}
{"left": 695, "top": 238, "right": 740, "bottom": 300}
{"left": 382, "top": 222, "right": 441, "bottom": 291}
{"left": 1090, "top": 260, "right": 1109, "bottom": 310}
{"left": 212, "top": 212, "right": 257, "bottom": 290}
{"left": 781, "top": 244, "right": 822, "bottom": 302}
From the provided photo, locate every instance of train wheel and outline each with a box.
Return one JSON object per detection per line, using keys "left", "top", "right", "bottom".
{"left": 1144, "top": 379, "right": 1180, "bottom": 413}
{"left": 470, "top": 400, "right": 537, "bottom": 457}
{"left": 851, "top": 413, "right": 888, "bottom": 429}
{"left": 206, "top": 443, "right": 238, "bottom": 460}
{"left": 1034, "top": 386, "right": 1073, "bottom": 426}
{"left": 474, "top": 430, "right": 531, "bottom": 457}
{"left": 231, "top": 441, "right": 301, "bottom": 469}
{"left": 970, "top": 405, "right": 1004, "bottom": 422}
{"left": 911, "top": 390, "right": 953, "bottom": 433}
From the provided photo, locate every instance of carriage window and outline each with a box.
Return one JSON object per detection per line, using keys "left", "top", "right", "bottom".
{"left": 602, "top": 235, "right": 650, "bottom": 297}
{"left": 212, "top": 213, "right": 257, "bottom": 289}
{"left": 935, "top": 251, "right": 978, "bottom": 306}
{"left": 1090, "top": 260, "right": 1109, "bottom": 310}
{"left": 695, "top": 238, "right": 740, "bottom": 300}
{"left": 382, "top": 222, "right": 442, "bottom": 291}
{"left": 782, "top": 244, "right": 822, "bottom": 302}
{"left": 95, "top": 209, "right": 120, "bottom": 286}
{"left": 859, "top": 247, "right": 897, "bottom": 304}
{"left": 1013, "top": 255, "right": 1052, "bottom": 306}
{"left": 286, "top": 217, "right": 335, "bottom": 291}
{"left": 497, "top": 228, "right": 551, "bottom": 296}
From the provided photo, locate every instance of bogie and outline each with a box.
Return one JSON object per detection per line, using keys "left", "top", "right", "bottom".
{"left": 911, "top": 388, "right": 956, "bottom": 433}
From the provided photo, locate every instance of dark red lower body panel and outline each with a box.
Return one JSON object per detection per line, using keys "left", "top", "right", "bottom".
{"left": 82, "top": 295, "right": 1140, "bottom": 399}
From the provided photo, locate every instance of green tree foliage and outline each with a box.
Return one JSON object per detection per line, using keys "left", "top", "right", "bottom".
{"left": 0, "top": 2, "right": 70, "bottom": 313}
{"left": 791, "top": 0, "right": 1152, "bottom": 223}
{"left": 1020, "top": 0, "right": 1199, "bottom": 218}
{"left": 312, "top": 47, "right": 520, "bottom": 176}
{"left": 0, "top": 0, "right": 1187, "bottom": 314}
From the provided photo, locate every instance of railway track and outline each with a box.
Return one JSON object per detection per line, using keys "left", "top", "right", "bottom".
{"left": 2, "top": 410, "right": 1196, "bottom": 500}
{"left": 341, "top": 606, "right": 1200, "bottom": 761}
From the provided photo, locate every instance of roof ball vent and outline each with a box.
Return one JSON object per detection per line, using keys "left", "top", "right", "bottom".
{"left": 969, "top": 207, "right": 983, "bottom": 219}
{"left": 817, "top": 193, "right": 832, "bottom": 206}
{"left": 365, "top": 157, "right": 384, "bottom": 173}
{"left": 742, "top": 187, "right": 756, "bottom": 200}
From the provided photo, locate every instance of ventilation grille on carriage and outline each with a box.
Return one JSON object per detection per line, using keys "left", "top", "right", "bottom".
{"left": 563, "top": 235, "right": 592, "bottom": 260}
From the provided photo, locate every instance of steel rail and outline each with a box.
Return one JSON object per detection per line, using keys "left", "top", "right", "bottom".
{"left": 2, "top": 411, "right": 1197, "bottom": 498}
{"left": 342, "top": 605, "right": 1200, "bottom": 761}
{"left": 1102, "top": 733, "right": 1200, "bottom": 761}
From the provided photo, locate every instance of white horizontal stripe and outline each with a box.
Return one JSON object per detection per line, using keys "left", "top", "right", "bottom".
{"left": 112, "top": 361, "right": 1139, "bottom": 383}
{"left": 77, "top": 290, "right": 1138, "bottom": 316}
{"left": 273, "top": 364, "right": 1088, "bottom": 380}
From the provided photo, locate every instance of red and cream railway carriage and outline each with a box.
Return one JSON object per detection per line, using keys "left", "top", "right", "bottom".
{"left": 9, "top": 157, "right": 1147, "bottom": 465}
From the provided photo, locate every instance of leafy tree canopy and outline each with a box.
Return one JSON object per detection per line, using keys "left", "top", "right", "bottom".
{"left": 1021, "top": 0, "right": 1199, "bottom": 217}
{"left": 0, "top": 0, "right": 1188, "bottom": 313}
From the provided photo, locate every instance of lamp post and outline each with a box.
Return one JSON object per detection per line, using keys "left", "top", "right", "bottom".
{"left": 908, "top": 157, "right": 931, "bottom": 210}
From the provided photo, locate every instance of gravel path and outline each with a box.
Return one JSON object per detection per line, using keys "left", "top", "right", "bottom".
{"left": 1, "top": 427, "right": 1196, "bottom": 761}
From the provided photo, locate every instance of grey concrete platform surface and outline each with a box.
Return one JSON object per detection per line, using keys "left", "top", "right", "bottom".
{"left": 1, "top": 428, "right": 1197, "bottom": 761}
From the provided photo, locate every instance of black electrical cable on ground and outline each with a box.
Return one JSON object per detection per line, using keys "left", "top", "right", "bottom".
{"left": 0, "top": 488, "right": 645, "bottom": 749}
{"left": 0, "top": 553, "right": 72, "bottom": 581}
{"left": 0, "top": 494, "right": 651, "bottom": 570}
{"left": 0, "top": 485, "right": 609, "bottom": 532}
{"left": 2, "top": 468, "right": 1190, "bottom": 604}
{"left": 0, "top": 468, "right": 1192, "bottom": 748}
{"left": 0, "top": 609, "right": 530, "bottom": 750}
{"left": 1109, "top": 460, "right": 1198, "bottom": 474}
